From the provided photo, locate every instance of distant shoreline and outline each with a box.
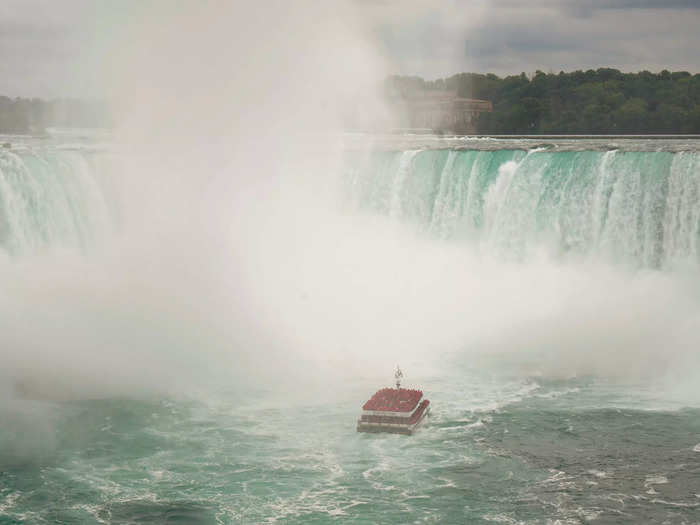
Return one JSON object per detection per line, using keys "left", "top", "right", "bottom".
{"left": 471, "top": 134, "right": 700, "bottom": 140}
{"left": 349, "top": 130, "right": 700, "bottom": 140}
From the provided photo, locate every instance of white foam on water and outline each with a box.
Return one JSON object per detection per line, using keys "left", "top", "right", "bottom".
{"left": 435, "top": 476, "right": 457, "bottom": 488}
{"left": 693, "top": 443, "right": 700, "bottom": 452}
{"left": 539, "top": 469, "right": 579, "bottom": 491}
{"left": 644, "top": 475, "right": 668, "bottom": 485}
{"left": 543, "top": 469, "right": 568, "bottom": 484}
{"left": 587, "top": 469, "right": 608, "bottom": 478}
{"left": 361, "top": 460, "right": 396, "bottom": 492}
{"left": 577, "top": 508, "right": 604, "bottom": 522}
{"left": 483, "top": 512, "right": 526, "bottom": 524}
{"left": 262, "top": 483, "right": 366, "bottom": 524}
{"left": 71, "top": 503, "right": 110, "bottom": 524}
{"left": 650, "top": 499, "right": 699, "bottom": 508}
{"left": 644, "top": 475, "right": 669, "bottom": 495}
{"left": 0, "top": 491, "right": 20, "bottom": 513}
{"left": 465, "top": 418, "right": 486, "bottom": 429}
{"left": 535, "top": 387, "right": 581, "bottom": 400}
{"left": 439, "top": 380, "right": 540, "bottom": 423}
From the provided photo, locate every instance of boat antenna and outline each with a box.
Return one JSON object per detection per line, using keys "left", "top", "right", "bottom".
{"left": 394, "top": 365, "right": 403, "bottom": 390}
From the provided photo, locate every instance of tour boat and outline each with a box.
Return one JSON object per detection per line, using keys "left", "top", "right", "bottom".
{"left": 356, "top": 367, "right": 430, "bottom": 435}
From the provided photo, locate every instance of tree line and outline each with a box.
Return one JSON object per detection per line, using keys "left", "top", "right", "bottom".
{"left": 0, "top": 97, "right": 112, "bottom": 134}
{"left": 388, "top": 69, "right": 700, "bottom": 134}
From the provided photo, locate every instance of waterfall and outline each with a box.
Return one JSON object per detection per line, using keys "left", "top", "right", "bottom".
{"left": 0, "top": 148, "right": 112, "bottom": 255}
{"left": 344, "top": 149, "right": 700, "bottom": 267}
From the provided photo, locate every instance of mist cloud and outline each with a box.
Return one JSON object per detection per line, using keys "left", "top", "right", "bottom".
{"left": 0, "top": 0, "right": 698, "bottom": 410}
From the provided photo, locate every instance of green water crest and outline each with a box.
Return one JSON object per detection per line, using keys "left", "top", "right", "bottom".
{"left": 344, "top": 149, "right": 700, "bottom": 267}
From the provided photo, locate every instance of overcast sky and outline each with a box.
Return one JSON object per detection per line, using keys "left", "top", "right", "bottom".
{"left": 363, "top": 0, "right": 700, "bottom": 80}
{"left": 0, "top": 0, "right": 699, "bottom": 98}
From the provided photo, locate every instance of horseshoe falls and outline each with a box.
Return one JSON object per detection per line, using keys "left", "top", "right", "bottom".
{"left": 1, "top": 139, "right": 700, "bottom": 525}
{"left": 344, "top": 148, "right": 700, "bottom": 268}
{"left": 6, "top": 146, "right": 700, "bottom": 269}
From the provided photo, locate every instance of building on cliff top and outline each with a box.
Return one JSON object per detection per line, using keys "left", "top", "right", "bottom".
{"left": 388, "top": 89, "right": 492, "bottom": 134}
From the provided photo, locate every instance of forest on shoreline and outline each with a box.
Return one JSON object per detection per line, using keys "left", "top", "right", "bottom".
{"left": 3, "top": 69, "right": 700, "bottom": 135}
{"left": 388, "top": 69, "right": 700, "bottom": 134}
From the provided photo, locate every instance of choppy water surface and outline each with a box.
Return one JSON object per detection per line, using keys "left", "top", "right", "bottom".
{"left": 1, "top": 366, "right": 699, "bottom": 524}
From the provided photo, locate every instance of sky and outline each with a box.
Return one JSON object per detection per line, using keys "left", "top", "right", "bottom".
{"left": 0, "top": 0, "right": 699, "bottom": 98}
{"left": 364, "top": 0, "right": 700, "bottom": 80}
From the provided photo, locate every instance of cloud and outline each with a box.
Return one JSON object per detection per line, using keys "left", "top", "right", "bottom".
{"left": 583, "top": 0, "right": 700, "bottom": 10}
{"left": 356, "top": 0, "right": 700, "bottom": 78}
{"left": 555, "top": 0, "right": 700, "bottom": 18}
{"left": 492, "top": 0, "right": 700, "bottom": 12}
{"left": 0, "top": 0, "right": 698, "bottom": 96}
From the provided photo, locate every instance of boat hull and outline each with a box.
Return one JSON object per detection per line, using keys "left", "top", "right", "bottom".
{"left": 357, "top": 406, "right": 430, "bottom": 435}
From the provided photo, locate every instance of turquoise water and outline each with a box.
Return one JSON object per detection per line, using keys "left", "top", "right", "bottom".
{"left": 344, "top": 149, "right": 700, "bottom": 267}
{"left": 1, "top": 141, "right": 700, "bottom": 523}
{"left": 2, "top": 368, "right": 699, "bottom": 524}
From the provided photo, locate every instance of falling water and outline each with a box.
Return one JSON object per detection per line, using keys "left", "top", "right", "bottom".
{"left": 344, "top": 148, "right": 700, "bottom": 267}
{"left": 0, "top": 148, "right": 112, "bottom": 255}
